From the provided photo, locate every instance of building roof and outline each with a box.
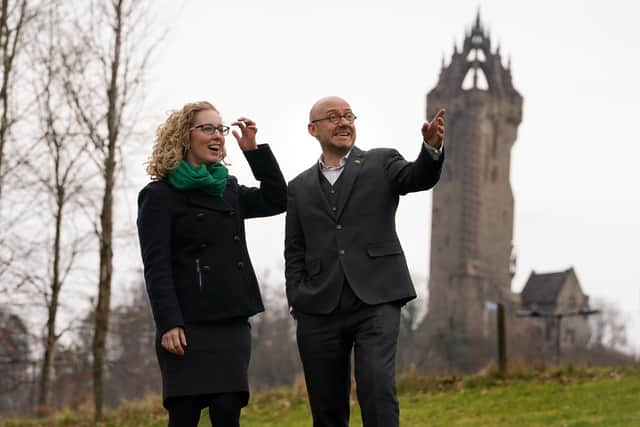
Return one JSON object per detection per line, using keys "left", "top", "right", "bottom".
{"left": 521, "top": 268, "right": 574, "bottom": 306}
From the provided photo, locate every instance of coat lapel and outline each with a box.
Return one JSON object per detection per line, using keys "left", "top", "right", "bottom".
{"left": 307, "top": 164, "right": 333, "bottom": 217}
{"left": 335, "top": 146, "right": 364, "bottom": 219}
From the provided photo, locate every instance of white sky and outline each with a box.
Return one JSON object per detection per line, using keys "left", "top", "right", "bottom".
{"left": 123, "top": 0, "right": 640, "bottom": 353}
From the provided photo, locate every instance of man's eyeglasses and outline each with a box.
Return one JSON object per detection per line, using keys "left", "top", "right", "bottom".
{"left": 310, "top": 112, "right": 357, "bottom": 124}
{"left": 191, "top": 124, "right": 230, "bottom": 136}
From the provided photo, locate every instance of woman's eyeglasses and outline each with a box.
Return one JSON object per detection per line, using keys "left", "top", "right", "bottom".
{"left": 191, "top": 124, "right": 230, "bottom": 136}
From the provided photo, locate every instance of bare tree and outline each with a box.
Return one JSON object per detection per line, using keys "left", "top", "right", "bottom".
{"left": 105, "top": 274, "right": 159, "bottom": 406}
{"left": 590, "top": 297, "right": 629, "bottom": 352}
{"left": 397, "top": 298, "right": 424, "bottom": 371}
{"left": 48, "top": 310, "right": 94, "bottom": 410}
{"left": 0, "top": 307, "right": 32, "bottom": 413}
{"left": 61, "top": 0, "right": 158, "bottom": 419}
{"left": 0, "top": 0, "right": 40, "bottom": 199}
{"left": 249, "top": 303, "right": 300, "bottom": 389}
{"left": 18, "top": 1, "right": 94, "bottom": 410}
{"left": 0, "top": 0, "right": 44, "bottom": 304}
{"left": 246, "top": 270, "right": 302, "bottom": 389}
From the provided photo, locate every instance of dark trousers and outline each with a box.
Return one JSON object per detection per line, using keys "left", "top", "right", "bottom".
{"left": 166, "top": 392, "right": 244, "bottom": 427}
{"left": 296, "top": 302, "right": 402, "bottom": 427}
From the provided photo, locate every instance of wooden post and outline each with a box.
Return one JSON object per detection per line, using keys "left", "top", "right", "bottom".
{"left": 497, "top": 303, "right": 507, "bottom": 375}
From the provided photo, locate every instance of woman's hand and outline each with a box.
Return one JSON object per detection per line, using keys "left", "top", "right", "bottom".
{"left": 161, "top": 327, "right": 187, "bottom": 355}
{"left": 231, "top": 117, "right": 258, "bottom": 152}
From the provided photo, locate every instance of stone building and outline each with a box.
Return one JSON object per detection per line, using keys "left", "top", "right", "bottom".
{"left": 520, "top": 268, "right": 593, "bottom": 353}
{"left": 424, "top": 13, "right": 592, "bottom": 351}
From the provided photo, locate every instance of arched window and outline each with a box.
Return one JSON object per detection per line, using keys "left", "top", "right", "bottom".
{"left": 461, "top": 66, "right": 489, "bottom": 90}
{"left": 466, "top": 48, "right": 486, "bottom": 62}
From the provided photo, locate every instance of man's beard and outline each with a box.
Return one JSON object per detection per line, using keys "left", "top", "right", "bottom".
{"left": 321, "top": 139, "right": 353, "bottom": 158}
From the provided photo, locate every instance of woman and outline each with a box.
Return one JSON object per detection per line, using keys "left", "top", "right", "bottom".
{"left": 137, "top": 101, "right": 286, "bottom": 426}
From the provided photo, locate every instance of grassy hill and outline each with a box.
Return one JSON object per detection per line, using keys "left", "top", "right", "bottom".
{"left": 2, "top": 364, "right": 639, "bottom": 427}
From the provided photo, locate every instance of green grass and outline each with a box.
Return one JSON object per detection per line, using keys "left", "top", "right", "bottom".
{"left": 2, "top": 364, "right": 639, "bottom": 427}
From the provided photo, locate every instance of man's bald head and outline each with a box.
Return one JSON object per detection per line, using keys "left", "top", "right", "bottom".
{"left": 307, "top": 96, "right": 356, "bottom": 160}
{"left": 309, "top": 96, "right": 350, "bottom": 122}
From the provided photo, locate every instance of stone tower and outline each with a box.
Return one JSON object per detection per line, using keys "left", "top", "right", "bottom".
{"left": 426, "top": 13, "right": 523, "bottom": 337}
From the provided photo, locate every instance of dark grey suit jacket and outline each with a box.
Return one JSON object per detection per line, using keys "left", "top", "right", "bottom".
{"left": 285, "top": 144, "right": 444, "bottom": 314}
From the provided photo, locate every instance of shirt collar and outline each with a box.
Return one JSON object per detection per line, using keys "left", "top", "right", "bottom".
{"left": 318, "top": 149, "right": 352, "bottom": 171}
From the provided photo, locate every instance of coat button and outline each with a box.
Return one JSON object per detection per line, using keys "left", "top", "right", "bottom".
{"left": 336, "top": 224, "right": 342, "bottom": 230}
{"left": 233, "top": 235, "right": 240, "bottom": 242}
{"left": 339, "top": 249, "right": 345, "bottom": 255}
{"left": 237, "top": 261, "right": 245, "bottom": 269}
{"left": 199, "top": 243, "right": 207, "bottom": 249}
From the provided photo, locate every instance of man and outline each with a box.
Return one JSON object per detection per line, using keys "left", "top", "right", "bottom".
{"left": 284, "top": 95, "right": 445, "bottom": 427}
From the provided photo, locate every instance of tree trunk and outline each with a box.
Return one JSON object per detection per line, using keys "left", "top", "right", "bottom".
{"left": 92, "top": 157, "right": 115, "bottom": 420}
{"left": 92, "top": 0, "right": 122, "bottom": 419}
{"left": 38, "top": 158, "right": 65, "bottom": 410}
{"left": 92, "top": 207, "right": 113, "bottom": 420}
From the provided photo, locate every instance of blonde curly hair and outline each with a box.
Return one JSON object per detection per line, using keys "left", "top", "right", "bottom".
{"left": 146, "top": 101, "right": 227, "bottom": 179}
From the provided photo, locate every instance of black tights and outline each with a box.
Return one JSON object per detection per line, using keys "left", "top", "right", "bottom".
{"left": 166, "top": 392, "right": 244, "bottom": 427}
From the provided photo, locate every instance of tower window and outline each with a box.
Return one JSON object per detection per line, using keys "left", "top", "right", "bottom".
{"left": 461, "top": 67, "right": 489, "bottom": 90}
{"left": 466, "top": 48, "right": 486, "bottom": 62}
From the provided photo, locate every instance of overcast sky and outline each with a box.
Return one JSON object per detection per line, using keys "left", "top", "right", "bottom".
{"left": 124, "top": 0, "right": 640, "bottom": 352}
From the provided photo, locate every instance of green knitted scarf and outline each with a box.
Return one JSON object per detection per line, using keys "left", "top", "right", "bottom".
{"left": 168, "top": 160, "right": 228, "bottom": 197}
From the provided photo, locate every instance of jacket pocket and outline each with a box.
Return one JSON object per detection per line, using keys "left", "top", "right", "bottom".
{"left": 305, "top": 259, "right": 321, "bottom": 277}
{"left": 367, "top": 242, "right": 403, "bottom": 257}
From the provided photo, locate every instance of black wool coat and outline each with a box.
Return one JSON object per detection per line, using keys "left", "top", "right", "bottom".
{"left": 137, "top": 144, "right": 287, "bottom": 335}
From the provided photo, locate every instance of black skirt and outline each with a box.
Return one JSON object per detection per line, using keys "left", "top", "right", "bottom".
{"left": 156, "top": 318, "right": 251, "bottom": 408}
